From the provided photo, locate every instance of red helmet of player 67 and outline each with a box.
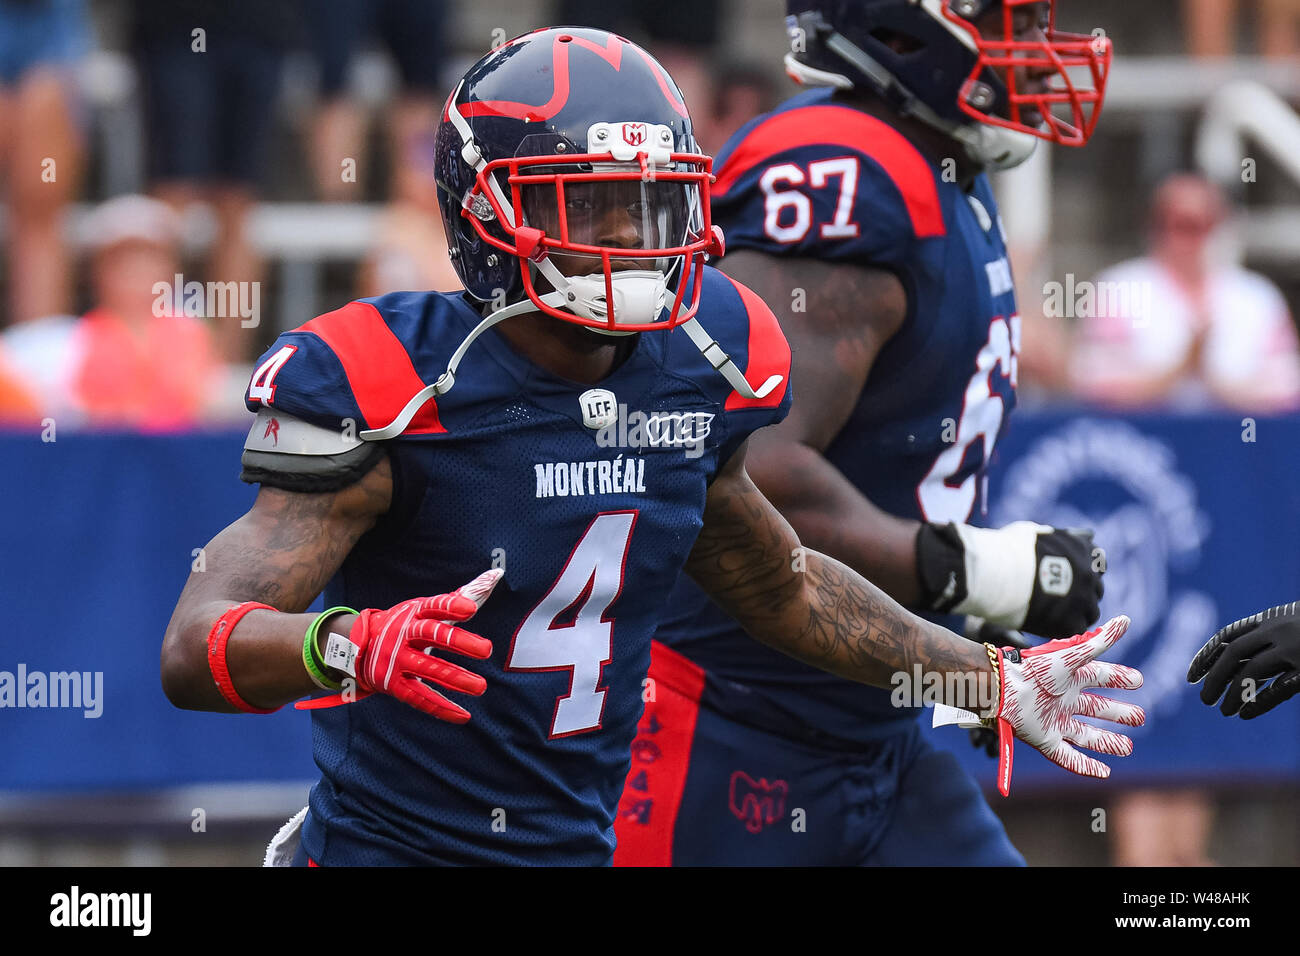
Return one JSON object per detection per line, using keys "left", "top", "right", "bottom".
{"left": 785, "top": 0, "right": 1112, "bottom": 170}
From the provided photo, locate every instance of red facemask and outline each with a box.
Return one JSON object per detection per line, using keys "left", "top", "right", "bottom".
{"left": 944, "top": 0, "right": 1112, "bottom": 147}
{"left": 462, "top": 148, "right": 724, "bottom": 332}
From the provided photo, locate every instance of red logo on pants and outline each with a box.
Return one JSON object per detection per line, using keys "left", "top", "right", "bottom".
{"left": 728, "top": 771, "right": 788, "bottom": 834}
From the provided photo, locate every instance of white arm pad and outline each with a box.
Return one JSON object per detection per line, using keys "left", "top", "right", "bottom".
{"left": 244, "top": 407, "right": 362, "bottom": 455}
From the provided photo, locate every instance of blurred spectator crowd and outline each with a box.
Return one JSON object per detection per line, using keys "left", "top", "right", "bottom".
{"left": 0, "top": 0, "right": 786, "bottom": 429}
{"left": 0, "top": 0, "right": 1297, "bottom": 429}
{"left": 1184, "top": 0, "right": 1300, "bottom": 59}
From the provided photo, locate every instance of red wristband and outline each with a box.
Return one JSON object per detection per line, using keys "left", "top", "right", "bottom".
{"left": 207, "top": 602, "right": 280, "bottom": 714}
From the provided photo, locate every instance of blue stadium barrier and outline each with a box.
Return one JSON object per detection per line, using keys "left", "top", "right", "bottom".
{"left": 2, "top": 410, "right": 1297, "bottom": 794}
{"left": 934, "top": 409, "right": 1300, "bottom": 790}
{"left": 1, "top": 429, "right": 315, "bottom": 791}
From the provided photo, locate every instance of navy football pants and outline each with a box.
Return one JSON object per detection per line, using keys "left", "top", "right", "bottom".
{"left": 613, "top": 641, "right": 1024, "bottom": 866}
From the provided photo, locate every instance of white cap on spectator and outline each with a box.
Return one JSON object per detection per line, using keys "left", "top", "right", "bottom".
{"left": 82, "top": 194, "right": 181, "bottom": 252}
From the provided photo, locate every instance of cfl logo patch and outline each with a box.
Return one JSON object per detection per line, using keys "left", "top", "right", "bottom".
{"left": 579, "top": 388, "right": 618, "bottom": 430}
{"left": 1039, "top": 556, "right": 1073, "bottom": 596}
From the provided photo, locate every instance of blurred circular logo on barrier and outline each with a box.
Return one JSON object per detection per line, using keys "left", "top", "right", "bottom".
{"left": 992, "top": 419, "right": 1215, "bottom": 722}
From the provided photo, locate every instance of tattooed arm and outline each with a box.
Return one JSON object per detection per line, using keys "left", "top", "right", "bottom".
{"left": 717, "top": 250, "right": 927, "bottom": 606}
{"left": 159, "top": 455, "right": 392, "bottom": 712}
{"left": 688, "top": 443, "right": 1146, "bottom": 787}
{"left": 686, "top": 442, "right": 992, "bottom": 698}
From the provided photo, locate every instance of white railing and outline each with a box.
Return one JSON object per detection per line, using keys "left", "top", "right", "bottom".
{"left": 995, "top": 58, "right": 1300, "bottom": 277}
{"left": 1108, "top": 56, "right": 1300, "bottom": 110}
{"left": 1196, "top": 80, "right": 1300, "bottom": 264}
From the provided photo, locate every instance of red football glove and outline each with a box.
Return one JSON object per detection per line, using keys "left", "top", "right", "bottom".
{"left": 986, "top": 615, "right": 1146, "bottom": 796}
{"left": 296, "top": 569, "right": 502, "bottom": 723}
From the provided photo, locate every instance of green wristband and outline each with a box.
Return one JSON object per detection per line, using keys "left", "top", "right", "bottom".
{"left": 303, "top": 607, "right": 357, "bottom": 691}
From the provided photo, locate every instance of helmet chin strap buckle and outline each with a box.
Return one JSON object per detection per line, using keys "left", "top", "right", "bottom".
{"left": 678, "top": 317, "right": 783, "bottom": 400}
{"left": 514, "top": 226, "right": 547, "bottom": 261}
{"left": 707, "top": 225, "right": 726, "bottom": 258}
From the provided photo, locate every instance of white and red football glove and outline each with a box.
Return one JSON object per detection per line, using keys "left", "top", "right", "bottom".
{"left": 297, "top": 569, "right": 503, "bottom": 723}
{"left": 985, "top": 615, "right": 1145, "bottom": 796}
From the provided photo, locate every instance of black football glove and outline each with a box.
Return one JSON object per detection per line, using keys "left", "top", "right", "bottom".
{"left": 917, "top": 521, "right": 1104, "bottom": 640}
{"left": 1188, "top": 602, "right": 1300, "bottom": 718}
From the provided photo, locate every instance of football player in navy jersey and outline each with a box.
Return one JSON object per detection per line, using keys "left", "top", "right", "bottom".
{"left": 616, "top": 1, "right": 1120, "bottom": 866}
{"left": 160, "top": 26, "right": 1143, "bottom": 866}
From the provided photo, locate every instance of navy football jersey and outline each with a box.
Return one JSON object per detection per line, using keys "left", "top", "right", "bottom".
{"left": 242, "top": 266, "right": 790, "bottom": 864}
{"left": 655, "top": 87, "right": 1020, "bottom": 741}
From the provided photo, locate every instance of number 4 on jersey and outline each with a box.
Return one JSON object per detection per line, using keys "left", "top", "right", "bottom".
{"left": 249, "top": 345, "right": 297, "bottom": 405}
{"left": 507, "top": 511, "right": 638, "bottom": 738}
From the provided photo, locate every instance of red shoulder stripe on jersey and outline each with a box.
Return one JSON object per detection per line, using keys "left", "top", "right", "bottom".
{"left": 612, "top": 641, "right": 705, "bottom": 867}
{"left": 713, "top": 105, "right": 946, "bottom": 238}
{"left": 720, "top": 274, "right": 792, "bottom": 411}
{"left": 299, "top": 301, "right": 446, "bottom": 435}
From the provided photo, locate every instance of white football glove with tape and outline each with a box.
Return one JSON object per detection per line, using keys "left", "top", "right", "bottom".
{"left": 981, "top": 615, "right": 1145, "bottom": 796}
{"left": 917, "top": 521, "right": 1104, "bottom": 639}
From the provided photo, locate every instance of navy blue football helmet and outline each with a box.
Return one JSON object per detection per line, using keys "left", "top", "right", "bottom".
{"left": 784, "top": 0, "right": 1112, "bottom": 169}
{"left": 435, "top": 27, "right": 723, "bottom": 334}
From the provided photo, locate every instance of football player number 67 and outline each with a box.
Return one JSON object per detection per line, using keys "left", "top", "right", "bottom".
{"left": 759, "top": 158, "right": 861, "bottom": 244}
{"left": 507, "top": 511, "right": 638, "bottom": 738}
